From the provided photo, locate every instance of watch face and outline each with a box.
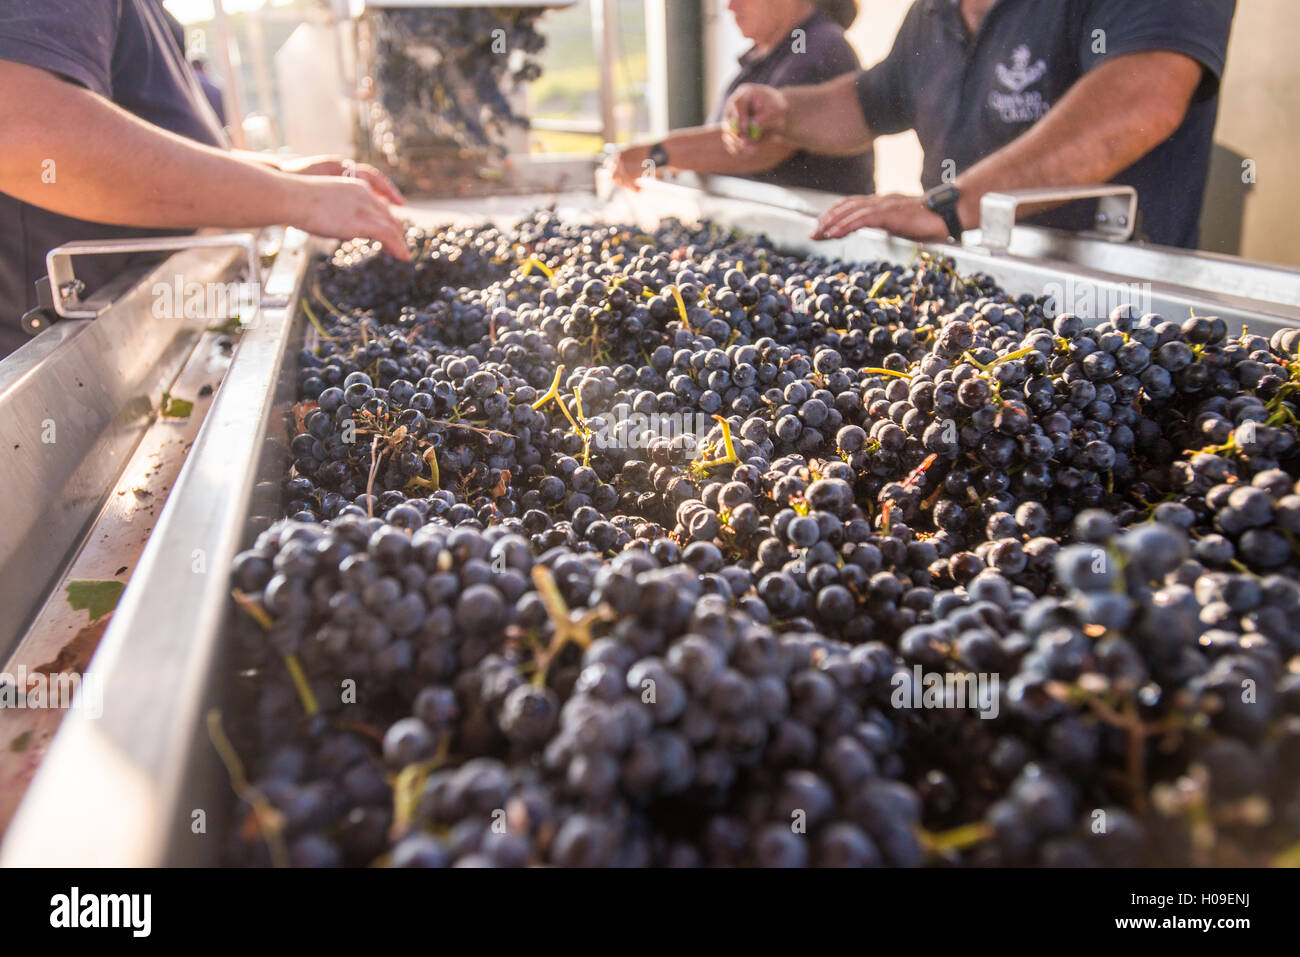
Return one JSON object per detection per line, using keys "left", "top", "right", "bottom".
{"left": 928, "top": 185, "right": 959, "bottom": 210}
{"left": 925, "top": 185, "right": 963, "bottom": 240}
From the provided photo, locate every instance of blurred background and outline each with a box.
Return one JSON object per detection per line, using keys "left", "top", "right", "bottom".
{"left": 165, "top": 0, "right": 1297, "bottom": 265}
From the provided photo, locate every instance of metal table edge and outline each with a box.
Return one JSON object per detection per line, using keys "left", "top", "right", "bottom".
{"left": 0, "top": 231, "right": 316, "bottom": 868}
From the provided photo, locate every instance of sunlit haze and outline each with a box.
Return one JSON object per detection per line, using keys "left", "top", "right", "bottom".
{"left": 164, "top": 0, "right": 296, "bottom": 24}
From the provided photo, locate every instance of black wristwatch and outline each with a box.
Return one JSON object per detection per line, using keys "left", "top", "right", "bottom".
{"left": 648, "top": 142, "right": 669, "bottom": 169}
{"left": 924, "top": 183, "right": 964, "bottom": 242}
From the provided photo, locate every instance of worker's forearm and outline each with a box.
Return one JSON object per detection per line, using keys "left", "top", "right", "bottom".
{"left": 0, "top": 64, "right": 302, "bottom": 229}
{"left": 952, "top": 52, "right": 1200, "bottom": 227}
{"left": 665, "top": 126, "right": 796, "bottom": 175}
{"left": 781, "top": 74, "right": 874, "bottom": 157}
{"left": 232, "top": 148, "right": 287, "bottom": 170}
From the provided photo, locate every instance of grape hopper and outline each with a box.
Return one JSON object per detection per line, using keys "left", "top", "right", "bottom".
{"left": 2, "top": 164, "right": 1298, "bottom": 867}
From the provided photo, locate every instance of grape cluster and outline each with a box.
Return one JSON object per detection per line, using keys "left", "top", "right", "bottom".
{"left": 367, "top": 7, "right": 545, "bottom": 166}
{"left": 219, "top": 212, "right": 1300, "bottom": 866}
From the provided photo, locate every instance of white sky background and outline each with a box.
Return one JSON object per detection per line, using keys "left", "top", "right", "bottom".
{"left": 164, "top": 0, "right": 297, "bottom": 24}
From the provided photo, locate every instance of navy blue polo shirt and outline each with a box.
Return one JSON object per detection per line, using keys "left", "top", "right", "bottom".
{"left": 715, "top": 11, "right": 875, "bottom": 196}
{"left": 854, "top": 0, "right": 1237, "bottom": 248}
{"left": 0, "top": 0, "right": 226, "bottom": 356}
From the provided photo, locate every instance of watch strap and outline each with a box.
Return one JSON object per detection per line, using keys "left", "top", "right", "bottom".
{"left": 925, "top": 185, "right": 964, "bottom": 242}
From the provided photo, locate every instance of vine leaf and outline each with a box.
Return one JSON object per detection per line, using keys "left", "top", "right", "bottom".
{"left": 65, "top": 579, "right": 125, "bottom": 623}
{"left": 160, "top": 392, "right": 194, "bottom": 418}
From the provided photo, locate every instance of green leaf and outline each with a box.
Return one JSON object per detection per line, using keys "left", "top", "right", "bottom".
{"left": 65, "top": 579, "right": 125, "bottom": 622}
{"left": 206, "top": 317, "right": 242, "bottom": 335}
{"left": 160, "top": 392, "right": 194, "bottom": 418}
{"left": 9, "top": 731, "right": 32, "bottom": 752}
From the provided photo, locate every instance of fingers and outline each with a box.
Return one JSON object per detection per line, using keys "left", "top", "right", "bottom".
{"left": 373, "top": 225, "right": 412, "bottom": 260}
{"left": 722, "top": 126, "right": 747, "bottom": 156}
{"left": 354, "top": 163, "right": 406, "bottom": 205}
{"left": 725, "top": 85, "right": 783, "bottom": 156}
{"left": 722, "top": 94, "right": 744, "bottom": 136}
{"left": 289, "top": 177, "right": 409, "bottom": 259}
{"left": 746, "top": 100, "right": 777, "bottom": 139}
{"left": 606, "top": 150, "right": 650, "bottom": 192}
{"left": 812, "top": 195, "right": 944, "bottom": 242}
{"left": 353, "top": 188, "right": 411, "bottom": 260}
{"left": 725, "top": 125, "right": 761, "bottom": 157}
{"left": 612, "top": 155, "right": 636, "bottom": 189}
{"left": 817, "top": 207, "right": 877, "bottom": 240}
{"left": 723, "top": 88, "right": 760, "bottom": 156}
{"left": 291, "top": 156, "right": 407, "bottom": 206}
{"left": 722, "top": 119, "right": 757, "bottom": 156}
{"left": 811, "top": 196, "right": 875, "bottom": 240}
{"left": 815, "top": 209, "right": 874, "bottom": 240}
{"left": 373, "top": 212, "right": 412, "bottom": 260}
{"left": 356, "top": 216, "right": 410, "bottom": 260}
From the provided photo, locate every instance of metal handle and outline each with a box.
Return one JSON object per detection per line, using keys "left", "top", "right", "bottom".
{"left": 979, "top": 185, "right": 1138, "bottom": 253}
{"left": 45, "top": 232, "right": 260, "bottom": 319}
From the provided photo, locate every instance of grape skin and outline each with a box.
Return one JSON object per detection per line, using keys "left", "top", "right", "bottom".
{"left": 222, "top": 214, "right": 1300, "bottom": 867}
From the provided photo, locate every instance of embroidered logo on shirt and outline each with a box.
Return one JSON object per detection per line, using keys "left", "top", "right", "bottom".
{"left": 995, "top": 45, "right": 1047, "bottom": 93}
{"left": 988, "top": 44, "right": 1051, "bottom": 123}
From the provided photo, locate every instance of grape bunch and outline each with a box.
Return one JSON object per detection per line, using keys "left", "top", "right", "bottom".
{"left": 366, "top": 7, "right": 546, "bottom": 168}
{"left": 218, "top": 211, "right": 1300, "bottom": 867}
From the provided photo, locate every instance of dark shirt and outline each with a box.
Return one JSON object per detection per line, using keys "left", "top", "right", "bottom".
{"left": 854, "top": 0, "right": 1236, "bottom": 248}
{"left": 195, "top": 68, "right": 228, "bottom": 125}
{"left": 714, "top": 11, "right": 875, "bottom": 196}
{"left": 0, "top": 0, "right": 226, "bottom": 356}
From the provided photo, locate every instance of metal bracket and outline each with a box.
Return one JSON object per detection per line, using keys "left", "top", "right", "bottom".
{"left": 45, "top": 232, "right": 261, "bottom": 319}
{"left": 20, "top": 276, "right": 57, "bottom": 337}
{"left": 979, "top": 185, "right": 1138, "bottom": 253}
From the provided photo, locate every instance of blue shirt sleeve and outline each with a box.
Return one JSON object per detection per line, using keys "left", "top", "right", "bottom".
{"left": 1076, "top": 0, "right": 1236, "bottom": 100}
{"left": 853, "top": 3, "right": 925, "bottom": 136}
{"left": 0, "top": 0, "right": 120, "bottom": 97}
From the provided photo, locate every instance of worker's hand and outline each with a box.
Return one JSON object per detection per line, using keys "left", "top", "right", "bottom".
{"left": 812, "top": 193, "right": 950, "bottom": 243}
{"left": 722, "top": 84, "right": 788, "bottom": 156}
{"left": 606, "top": 144, "right": 656, "bottom": 191}
{"left": 279, "top": 155, "right": 406, "bottom": 206}
{"left": 287, "top": 176, "right": 412, "bottom": 260}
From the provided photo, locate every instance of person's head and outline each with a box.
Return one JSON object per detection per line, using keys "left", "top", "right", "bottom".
{"left": 727, "top": 0, "right": 857, "bottom": 48}
{"left": 816, "top": 0, "right": 859, "bottom": 29}
{"left": 728, "top": 0, "right": 811, "bottom": 50}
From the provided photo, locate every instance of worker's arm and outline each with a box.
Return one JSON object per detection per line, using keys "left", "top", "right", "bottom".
{"left": 608, "top": 125, "right": 798, "bottom": 191}
{"left": 0, "top": 61, "right": 410, "bottom": 258}
{"left": 812, "top": 51, "right": 1204, "bottom": 241}
{"left": 949, "top": 51, "right": 1203, "bottom": 228}
{"left": 233, "top": 150, "right": 406, "bottom": 206}
{"left": 722, "top": 73, "right": 874, "bottom": 159}
{"left": 231, "top": 149, "right": 286, "bottom": 169}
